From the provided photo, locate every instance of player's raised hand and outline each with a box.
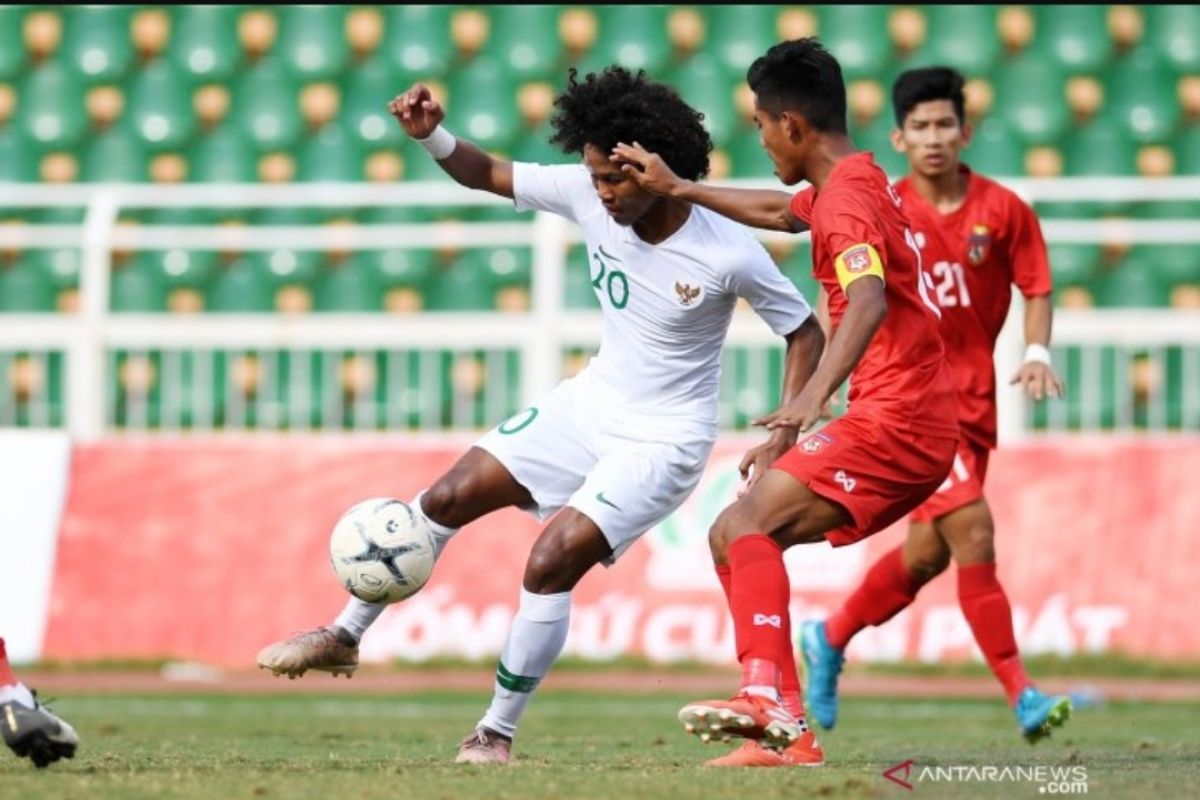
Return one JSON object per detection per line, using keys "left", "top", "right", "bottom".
{"left": 752, "top": 388, "right": 826, "bottom": 433}
{"left": 610, "top": 142, "right": 683, "bottom": 197}
{"left": 388, "top": 84, "right": 445, "bottom": 140}
{"left": 738, "top": 428, "right": 797, "bottom": 493}
{"left": 1010, "top": 360, "right": 1065, "bottom": 401}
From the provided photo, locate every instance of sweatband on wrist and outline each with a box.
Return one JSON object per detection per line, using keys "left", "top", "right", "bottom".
{"left": 416, "top": 125, "right": 457, "bottom": 160}
{"left": 1024, "top": 343, "right": 1052, "bottom": 366}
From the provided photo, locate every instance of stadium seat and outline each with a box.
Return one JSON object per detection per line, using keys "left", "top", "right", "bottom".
{"left": 1135, "top": 245, "right": 1200, "bottom": 289}
{"left": 992, "top": 52, "right": 1069, "bottom": 146}
{"left": 1063, "top": 113, "right": 1137, "bottom": 175}
{"left": 0, "top": 7, "right": 25, "bottom": 80}
{"left": 148, "top": 248, "right": 217, "bottom": 290}
{"left": 1145, "top": 6, "right": 1200, "bottom": 74}
{"left": 231, "top": 58, "right": 302, "bottom": 152}
{"left": 592, "top": 6, "right": 670, "bottom": 75}
{"left": 668, "top": 53, "right": 738, "bottom": 146}
{"left": 780, "top": 241, "right": 819, "bottom": 301}
{"left": 444, "top": 57, "right": 517, "bottom": 153}
{"left": 853, "top": 116, "right": 908, "bottom": 178}
{"left": 0, "top": 260, "right": 56, "bottom": 312}
{"left": 296, "top": 123, "right": 362, "bottom": 181}
{"left": 27, "top": 248, "right": 81, "bottom": 292}
{"left": 19, "top": 61, "right": 87, "bottom": 150}
{"left": 399, "top": 138, "right": 454, "bottom": 182}
{"left": 510, "top": 121, "right": 574, "bottom": 165}
{"left": 127, "top": 60, "right": 196, "bottom": 152}
{"left": 191, "top": 124, "right": 256, "bottom": 182}
{"left": 81, "top": 126, "right": 149, "bottom": 182}
{"left": 1092, "top": 253, "right": 1173, "bottom": 307}
{"left": 964, "top": 117, "right": 1023, "bottom": 176}
{"left": 485, "top": 5, "right": 562, "bottom": 81}
{"left": 362, "top": 248, "right": 436, "bottom": 289}
{"left": 170, "top": 5, "right": 240, "bottom": 83}
{"left": 111, "top": 255, "right": 169, "bottom": 312}
{"left": 911, "top": 5, "right": 1000, "bottom": 76}
{"left": 62, "top": 6, "right": 134, "bottom": 84}
{"left": 1105, "top": 47, "right": 1181, "bottom": 145}
{"left": 564, "top": 245, "right": 601, "bottom": 309}
{"left": 426, "top": 260, "right": 497, "bottom": 310}
{"left": 462, "top": 246, "right": 532, "bottom": 289}
{"left": 278, "top": 6, "right": 348, "bottom": 81}
{"left": 708, "top": 5, "right": 774, "bottom": 75}
{"left": 1047, "top": 243, "right": 1102, "bottom": 287}
{"left": 1176, "top": 126, "right": 1200, "bottom": 175}
{"left": 1032, "top": 6, "right": 1113, "bottom": 74}
{"left": 343, "top": 56, "right": 405, "bottom": 149}
{"left": 0, "top": 127, "right": 37, "bottom": 181}
{"left": 314, "top": 260, "right": 383, "bottom": 311}
{"left": 208, "top": 257, "right": 275, "bottom": 312}
{"left": 818, "top": 6, "right": 892, "bottom": 81}
{"left": 727, "top": 128, "right": 775, "bottom": 178}
{"left": 384, "top": 6, "right": 453, "bottom": 78}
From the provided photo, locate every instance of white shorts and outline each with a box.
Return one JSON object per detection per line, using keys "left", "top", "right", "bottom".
{"left": 474, "top": 374, "right": 715, "bottom": 564}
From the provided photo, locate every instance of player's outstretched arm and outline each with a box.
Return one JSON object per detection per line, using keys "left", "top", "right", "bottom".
{"left": 753, "top": 276, "right": 886, "bottom": 433}
{"left": 610, "top": 142, "right": 808, "bottom": 233}
{"left": 389, "top": 84, "right": 514, "bottom": 198}
{"left": 1010, "top": 294, "right": 1065, "bottom": 400}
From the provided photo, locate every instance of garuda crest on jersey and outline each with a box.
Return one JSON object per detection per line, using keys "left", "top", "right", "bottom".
{"left": 967, "top": 224, "right": 991, "bottom": 265}
{"left": 674, "top": 281, "right": 702, "bottom": 306}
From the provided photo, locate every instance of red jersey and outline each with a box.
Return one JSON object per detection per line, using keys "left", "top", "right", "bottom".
{"left": 790, "top": 152, "right": 957, "bottom": 439}
{"left": 895, "top": 166, "right": 1052, "bottom": 449}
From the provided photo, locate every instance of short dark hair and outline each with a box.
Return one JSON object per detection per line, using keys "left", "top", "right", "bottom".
{"left": 892, "top": 66, "right": 966, "bottom": 126}
{"left": 747, "top": 38, "right": 847, "bottom": 133}
{"left": 549, "top": 65, "right": 712, "bottom": 181}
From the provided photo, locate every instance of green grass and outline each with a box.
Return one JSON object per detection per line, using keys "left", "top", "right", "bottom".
{"left": 2, "top": 691, "right": 1198, "bottom": 800}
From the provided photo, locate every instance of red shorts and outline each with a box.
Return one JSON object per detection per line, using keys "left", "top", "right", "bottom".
{"left": 909, "top": 437, "right": 991, "bottom": 522}
{"left": 771, "top": 413, "right": 956, "bottom": 547}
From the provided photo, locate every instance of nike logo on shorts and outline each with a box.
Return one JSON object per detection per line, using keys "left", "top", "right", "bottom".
{"left": 595, "top": 491, "right": 622, "bottom": 511}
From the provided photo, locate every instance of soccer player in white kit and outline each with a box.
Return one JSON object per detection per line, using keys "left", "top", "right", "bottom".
{"left": 257, "top": 66, "right": 823, "bottom": 765}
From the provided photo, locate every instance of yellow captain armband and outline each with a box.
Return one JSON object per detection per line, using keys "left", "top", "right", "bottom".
{"left": 834, "top": 243, "right": 884, "bottom": 291}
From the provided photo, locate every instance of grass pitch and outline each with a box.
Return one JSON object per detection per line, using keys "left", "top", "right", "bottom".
{"left": 1, "top": 690, "right": 1197, "bottom": 799}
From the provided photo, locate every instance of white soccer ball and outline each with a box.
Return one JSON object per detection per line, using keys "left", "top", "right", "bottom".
{"left": 329, "top": 498, "right": 436, "bottom": 604}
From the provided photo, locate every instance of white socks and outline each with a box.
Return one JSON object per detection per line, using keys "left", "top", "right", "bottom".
{"left": 478, "top": 588, "right": 572, "bottom": 738}
{"left": 0, "top": 682, "right": 35, "bottom": 708}
{"left": 332, "top": 491, "right": 459, "bottom": 643}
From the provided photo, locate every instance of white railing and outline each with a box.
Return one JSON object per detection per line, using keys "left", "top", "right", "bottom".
{"left": 0, "top": 178, "right": 1198, "bottom": 441}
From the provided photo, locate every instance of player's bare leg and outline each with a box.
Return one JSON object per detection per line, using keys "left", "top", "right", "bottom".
{"left": 938, "top": 500, "right": 1071, "bottom": 742}
{"left": 459, "top": 509, "right": 612, "bottom": 765}
{"left": 258, "top": 448, "right": 534, "bottom": 678}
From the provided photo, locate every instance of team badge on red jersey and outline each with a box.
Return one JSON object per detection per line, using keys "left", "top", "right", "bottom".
{"left": 843, "top": 246, "right": 872, "bottom": 273}
{"left": 800, "top": 432, "right": 834, "bottom": 454}
{"left": 967, "top": 224, "right": 991, "bottom": 265}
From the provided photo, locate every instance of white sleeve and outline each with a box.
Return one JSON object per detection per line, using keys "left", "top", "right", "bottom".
{"left": 727, "top": 240, "right": 814, "bottom": 336}
{"left": 511, "top": 162, "right": 593, "bottom": 223}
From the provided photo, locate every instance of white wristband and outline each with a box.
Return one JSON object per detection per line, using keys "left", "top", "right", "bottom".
{"left": 1024, "top": 343, "right": 1052, "bottom": 366}
{"left": 415, "top": 126, "right": 457, "bottom": 160}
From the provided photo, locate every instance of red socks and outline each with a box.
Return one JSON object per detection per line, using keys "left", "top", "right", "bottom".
{"left": 826, "top": 546, "right": 924, "bottom": 650}
{"left": 0, "top": 637, "right": 14, "bottom": 687}
{"left": 727, "top": 535, "right": 793, "bottom": 693}
{"left": 958, "top": 562, "right": 1031, "bottom": 705}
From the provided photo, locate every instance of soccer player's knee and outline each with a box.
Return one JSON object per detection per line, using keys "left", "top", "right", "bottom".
{"left": 958, "top": 523, "right": 995, "bottom": 562}
{"left": 909, "top": 549, "right": 950, "bottom": 582}
{"left": 422, "top": 472, "right": 474, "bottom": 528}
{"left": 523, "top": 535, "right": 572, "bottom": 593}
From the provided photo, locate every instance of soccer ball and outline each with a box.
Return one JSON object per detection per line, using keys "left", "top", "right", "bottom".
{"left": 329, "top": 498, "right": 436, "bottom": 604}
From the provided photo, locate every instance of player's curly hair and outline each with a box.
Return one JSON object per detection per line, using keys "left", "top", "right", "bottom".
{"left": 549, "top": 66, "right": 713, "bottom": 181}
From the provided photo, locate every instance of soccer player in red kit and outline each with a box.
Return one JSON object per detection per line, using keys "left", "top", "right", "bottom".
{"left": 800, "top": 66, "right": 1072, "bottom": 743}
{"left": 613, "top": 39, "right": 957, "bottom": 766}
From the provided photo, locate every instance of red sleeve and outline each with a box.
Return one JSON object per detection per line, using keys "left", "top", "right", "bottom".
{"left": 812, "top": 188, "right": 887, "bottom": 259}
{"left": 789, "top": 187, "right": 816, "bottom": 224}
{"left": 1006, "top": 194, "right": 1053, "bottom": 297}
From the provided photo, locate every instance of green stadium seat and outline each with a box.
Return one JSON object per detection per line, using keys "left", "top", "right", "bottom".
{"left": 278, "top": 6, "right": 348, "bottom": 81}
{"left": 81, "top": 127, "right": 149, "bottom": 182}
{"left": 426, "top": 260, "right": 496, "bottom": 310}
{"left": 149, "top": 248, "right": 218, "bottom": 289}
{"left": 1146, "top": 6, "right": 1200, "bottom": 73}
{"left": 111, "top": 255, "right": 169, "bottom": 312}
{"left": 231, "top": 58, "right": 302, "bottom": 152}
{"left": 400, "top": 138, "right": 454, "bottom": 182}
{"left": 727, "top": 128, "right": 774, "bottom": 177}
{"left": 444, "top": 58, "right": 517, "bottom": 152}
{"left": 1133, "top": 245, "right": 1200, "bottom": 288}
{"left": 0, "top": 127, "right": 37, "bottom": 181}
{"left": 362, "top": 248, "right": 436, "bottom": 288}
{"left": 207, "top": 257, "right": 274, "bottom": 311}
{"left": 460, "top": 246, "right": 532, "bottom": 289}
{"left": 62, "top": 6, "right": 134, "bottom": 84}
{"left": 853, "top": 116, "right": 908, "bottom": 178}
{"left": 780, "top": 241, "right": 819, "bottom": 301}
{"left": 127, "top": 61, "right": 196, "bottom": 152}
{"left": 593, "top": 6, "right": 670, "bottom": 75}
{"left": 0, "top": 7, "right": 25, "bottom": 80}
{"left": 1093, "top": 253, "right": 1173, "bottom": 307}
{"left": 343, "top": 56, "right": 405, "bottom": 149}
{"left": 314, "top": 260, "right": 383, "bottom": 311}
{"left": 296, "top": 124, "right": 363, "bottom": 181}
{"left": 19, "top": 61, "right": 87, "bottom": 150}
{"left": 191, "top": 124, "right": 257, "bottom": 182}
{"left": 1106, "top": 48, "right": 1181, "bottom": 145}
{"left": 485, "top": 5, "right": 562, "bottom": 81}
{"left": 1047, "top": 243, "right": 1101, "bottom": 287}
{"left": 27, "top": 249, "right": 82, "bottom": 293}
{"left": 564, "top": 245, "right": 600, "bottom": 309}
{"left": 1032, "top": 6, "right": 1113, "bottom": 74}
{"left": 707, "top": 5, "right": 774, "bottom": 76}
{"left": 818, "top": 6, "right": 891, "bottom": 82}
{"left": 257, "top": 248, "right": 321, "bottom": 288}
{"left": 668, "top": 53, "right": 738, "bottom": 147}
{"left": 992, "top": 52, "right": 1068, "bottom": 146}
{"left": 1063, "top": 113, "right": 1137, "bottom": 175}
{"left": 1176, "top": 126, "right": 1200, "bottom": 176}
{"left": 384, "top": 6, "right": 453, "bottom": 79}
{"left": 510, "top": 121, "right": 574, "bottom": 165}
{"left": 170, "top": 6, "right": 241, "bottom": 83}
{"left": 964, "top": 117, "right": 1023, "bottom": 176}
{"left": 912, "top": 5, "right": 1000, "bottom": 76}
{"left": 0, "top": 260, "right": 57, "bottom": 312}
